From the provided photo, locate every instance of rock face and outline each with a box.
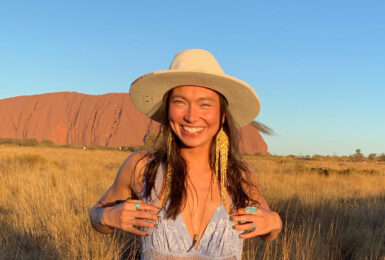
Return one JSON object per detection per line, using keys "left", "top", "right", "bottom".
{"left": 0, "top": 92, "right": 268, "bottom": 154}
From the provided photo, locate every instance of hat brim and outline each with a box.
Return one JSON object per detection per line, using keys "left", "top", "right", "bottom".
{"left": 129, "top": 70, "right": 261, "bottom": 127}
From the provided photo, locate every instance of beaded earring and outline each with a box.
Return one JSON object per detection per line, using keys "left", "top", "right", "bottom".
{"left": 215, "top": 128, "right": 229, "bottom": 209}
{"left": 163, "top": 131, "right": 173, "bottom": 205}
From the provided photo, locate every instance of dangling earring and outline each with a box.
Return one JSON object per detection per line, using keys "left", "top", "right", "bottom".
{"left": 163, "top": 131, "right": 173, "bottom": 205}
{"left": 215, "top": 128, "right": 229, "bottom": 209}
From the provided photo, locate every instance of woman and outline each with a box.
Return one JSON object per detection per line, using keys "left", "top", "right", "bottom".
{"left": 89, "top": 49, "right": 282, "bottom": 259}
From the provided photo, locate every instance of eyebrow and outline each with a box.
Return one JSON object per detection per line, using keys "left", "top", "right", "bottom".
{"left": 170, "top": 95, "right": 216, "bottom": 102}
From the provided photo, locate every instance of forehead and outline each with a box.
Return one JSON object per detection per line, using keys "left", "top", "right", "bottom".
{"left": 170, "top": 85, "right": 220, "bottom": 101}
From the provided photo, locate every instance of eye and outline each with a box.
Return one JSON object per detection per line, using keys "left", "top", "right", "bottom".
{"left": 200, "top": 103, "right": 211, "bottom": 108}
{"left": 172, "top": 99, "right": 185, "bottom": 105}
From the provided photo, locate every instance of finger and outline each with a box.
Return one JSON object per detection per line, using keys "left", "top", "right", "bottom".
{"left": 239, "top": 223, "right": 270, "bottom": 239}
{"left": 231, "top": 207, "right": 258, "bottom": 216}
{"left": 125, "top": 200, "right": 161, "bottom": 213}
{"left": 122, "top": 225, "right": 149, "bottom": 236}
{"left": 239, "top": 228, "right": 259, "bottom": 239}
{"left": 230, "top": 214, "right": 257, "bottom": 223}
{"left": 127, "top": 210, "right": 160, "bottom": 222}
{"left": 233, "top": 222, "right": 255, "bottom": 231}
{"left": 130, "top": 218, "right": 158, "bottom": 229}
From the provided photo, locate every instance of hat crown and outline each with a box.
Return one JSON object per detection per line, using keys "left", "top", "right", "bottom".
{"left": 169, "top": 49, "right": 224, "bottom": 74}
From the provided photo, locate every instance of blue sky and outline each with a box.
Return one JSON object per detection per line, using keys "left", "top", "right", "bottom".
{"left": 1, "top": 1, "right": 384, "bottom": 155}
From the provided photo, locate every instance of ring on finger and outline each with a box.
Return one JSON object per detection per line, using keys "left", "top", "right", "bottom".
{"left": 250, "top": 223, "right": 257, "bottom": 231}
{"left": 136, "top": 201, "right": 140, "bottom": 210}
{"left": 245, "top": 206, "right": 258, "bottom": 214}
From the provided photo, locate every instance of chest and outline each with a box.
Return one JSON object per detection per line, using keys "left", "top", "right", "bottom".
{"left": 179, "top": 178, "right": 232, "bottom": 247}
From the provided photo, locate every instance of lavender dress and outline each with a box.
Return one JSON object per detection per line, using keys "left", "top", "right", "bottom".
{"left": 140, "top": 166, "right": 244, "bottom": 260}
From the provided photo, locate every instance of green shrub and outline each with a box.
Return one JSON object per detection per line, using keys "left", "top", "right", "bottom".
{"left": 378, "top": 153, "right": 385, "bottom": 162}
{"left": 40, "top": 139, "right": 55, "bottom": 146}
{"left": 18, "top": 138, "right": 39, "bottom": 146}
{"left": 312, "top": 154, "right": 323, "bottom": 160}
{"left": 118, "top": 146, "right": 137, "bottom": 152}
{"left": 350, "top": 149, "right": 365, "bottom": 162}
{"left": 0, "top": 138, "right": 19, "bottom": 145}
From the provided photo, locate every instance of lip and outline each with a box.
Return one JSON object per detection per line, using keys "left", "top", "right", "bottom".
{"left": 180, "top": 125, "right": 205, "bottom": 136}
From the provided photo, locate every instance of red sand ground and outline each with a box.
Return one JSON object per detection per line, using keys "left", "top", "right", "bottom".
{"left": 0, "top": 92, "right": 268, "bottom": 154}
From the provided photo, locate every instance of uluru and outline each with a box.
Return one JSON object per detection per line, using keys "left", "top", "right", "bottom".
{"left": 0, "top": 92, "right": 268, "bottom": 154}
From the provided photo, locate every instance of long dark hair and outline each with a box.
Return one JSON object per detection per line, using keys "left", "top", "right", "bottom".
{"left": 140, "top": 90, "right": 260, "bottom": 219}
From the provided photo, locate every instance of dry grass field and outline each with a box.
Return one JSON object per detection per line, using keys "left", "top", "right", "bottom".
{"left": 0, "top": 145, "right": 384, "bottom": 259}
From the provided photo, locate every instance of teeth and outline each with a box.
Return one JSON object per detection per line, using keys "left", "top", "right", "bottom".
{"left": 182, "top": 126, "right": 203, "bottom": 133}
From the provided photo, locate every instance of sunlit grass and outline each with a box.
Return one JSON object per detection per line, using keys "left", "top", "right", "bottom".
{"left": 1, "top": 146, "right": 384, "bottom": 259}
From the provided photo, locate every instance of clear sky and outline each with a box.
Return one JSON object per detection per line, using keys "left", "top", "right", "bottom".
{"left": 1, "top": 1, "right": 384, "bottom": 156}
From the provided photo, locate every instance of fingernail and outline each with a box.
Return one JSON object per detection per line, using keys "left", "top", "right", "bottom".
{"left": 157, "top": 215, "right": 161, "bottom": 220}
{"left": 154, "top": 223, "right": 158, "bottom": 228}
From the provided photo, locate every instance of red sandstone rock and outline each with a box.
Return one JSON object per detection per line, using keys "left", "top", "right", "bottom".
{"left": 0, "top": 92, "right": 268, "bottom": 154}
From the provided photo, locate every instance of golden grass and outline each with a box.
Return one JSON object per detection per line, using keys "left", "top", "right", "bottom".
{"left": 0, "top": 146, "right": 384, "bottom": 259}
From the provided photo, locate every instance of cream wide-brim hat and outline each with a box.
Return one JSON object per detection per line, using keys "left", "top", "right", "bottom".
{"left": 129, "top": 49, "right": 261, "bottom": 127}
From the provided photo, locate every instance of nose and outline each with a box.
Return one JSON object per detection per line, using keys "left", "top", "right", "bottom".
{"left": 184, "top": 104, "right": 199, "bottom": 123}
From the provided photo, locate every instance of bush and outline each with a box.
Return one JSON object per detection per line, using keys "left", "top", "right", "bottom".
{"left": 18, "top": 138, "right": 39, "bottom": 146}
{"left": 118, "top": 146, "right": 137, "bottom": 152}
{"left": 0, "top": 138, "right": 19, "bottom": 145}
{"left": 378, "top": 153, "right": 385, "bottom": 162}
{"left": 312, "top": 154, "right": 323, "bottom": 160}
{"left": 350, "top": 149, "right": 365, "bottom": 162}
{"left": 40, "top": 139, "right": 55, "bottom": 146}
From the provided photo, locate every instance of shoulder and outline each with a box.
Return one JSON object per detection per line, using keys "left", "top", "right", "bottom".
{"left": 120, "top": 150, "right": 152, "bottom": 173}
{"left": 113, "top": 150, "right": 153, "bottom": 194}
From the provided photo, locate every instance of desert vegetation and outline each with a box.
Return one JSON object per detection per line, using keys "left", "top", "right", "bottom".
{"left": 0, "top": 145, "right": 384, "bottom": 259}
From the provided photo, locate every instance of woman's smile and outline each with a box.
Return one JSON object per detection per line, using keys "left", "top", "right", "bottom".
{"left": 180, "top": 125, "right": 205, "bottom": 136}
{"left": 168, "top": 85, "right": 221, "bottom": 149}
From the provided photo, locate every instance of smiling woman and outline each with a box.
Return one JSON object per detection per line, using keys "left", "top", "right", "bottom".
{"left": 89, "top": 49, "right": 282, "bottom": 259}
{"left": 168, "top": 86, "right": 222, "bottom": 149}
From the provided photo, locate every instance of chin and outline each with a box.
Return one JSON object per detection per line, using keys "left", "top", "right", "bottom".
{"left": 179, "top": 138, "right": 212, "bottom": 149}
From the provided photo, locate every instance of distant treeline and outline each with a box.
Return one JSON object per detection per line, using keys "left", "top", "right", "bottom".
{"left": 0, "top": 137, "right": 137, "bottom": 152}
{"left": 273, "top": 148, "right": 385, "bottom": 162}
{"left": 1, "top": 137, "right": 384, "bottom": 161}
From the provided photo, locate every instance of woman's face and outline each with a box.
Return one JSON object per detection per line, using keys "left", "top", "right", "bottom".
{"left": 168, "top": 85, "right": 222, "bottom": 150}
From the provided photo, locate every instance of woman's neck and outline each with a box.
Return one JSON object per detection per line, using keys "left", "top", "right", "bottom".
{"left": 180, "top": 146, "right": 212, "bottom": 177}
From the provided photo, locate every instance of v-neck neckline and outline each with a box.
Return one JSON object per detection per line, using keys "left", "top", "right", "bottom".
{"left": 178, "top": 204, "right": 226, "bottom": 250}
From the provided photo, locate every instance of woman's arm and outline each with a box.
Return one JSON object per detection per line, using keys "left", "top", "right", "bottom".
{"left": 89, "top": 151, "right": 160, "bottom": 236}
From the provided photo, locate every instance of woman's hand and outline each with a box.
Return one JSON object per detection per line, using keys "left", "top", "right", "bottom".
{"left": 102, "top": 199, "right": 160, "bottom": 236}
{"left": 230, "top": 206, "right": 282, "bottom": 241}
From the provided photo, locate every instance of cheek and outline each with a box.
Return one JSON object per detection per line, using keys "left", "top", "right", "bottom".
{"left": 204, "top": 110, "right": 221, "bottom": 127}
{"left": 168, "top": 105, "right": 184, "bottom": 122}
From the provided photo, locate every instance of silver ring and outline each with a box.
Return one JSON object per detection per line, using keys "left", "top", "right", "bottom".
{"left": 135, "top": 201, "right": 140, "bottom": 210}
{"left": 251, "top": 223, "right": 257, "bottom": 231}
